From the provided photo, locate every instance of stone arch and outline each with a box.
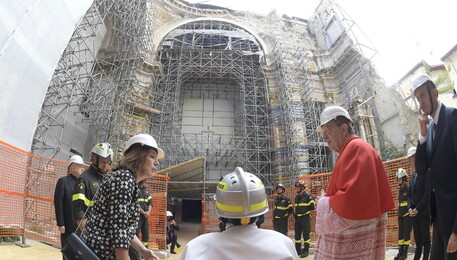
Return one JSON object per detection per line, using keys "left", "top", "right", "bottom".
{"left": 152, "top": 17, "right": 270, "bottom": 55}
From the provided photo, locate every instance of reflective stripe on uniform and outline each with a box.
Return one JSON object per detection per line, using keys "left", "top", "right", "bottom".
{"left": 274, "top": 205, "right": 290, "bottom": 210}
{"left": 295, "top": 239, "right": 303, "bottom": 243}
{"left": 296, "top": 211, "right": 311, "bottom": 217}
{"left": 72, "top": 193, "right": 94, "bottom": 207}
{"left": 400, "top": 201, "right": 408, "bottom": 207}
{"left": 304, "top": 239, "right": 310, "bottom": 244}
{"left": 294, "top": 200, "right": 314, "bottom": 207}
{"left": 139, "top": 198, "right": 149, "bottom": 202}
{"left": 399, "top": 239, "right": 411, "bottom": 245}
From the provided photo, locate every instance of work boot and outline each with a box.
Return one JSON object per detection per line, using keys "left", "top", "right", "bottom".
{"left": 413, "top": 244, "right": 422, "bottom": 260}
{"left": 176, "top": 242, "right": 181, "bottom": 248}
{"left": 301, "top": 243, "right": 309, "bottom": 258}
{"left": 394, "top": 245, "right": 403, "bottom": 260}
{"left": 399, "top": 245, "right": 409, "bottom": 260}
{"left": 295, "top": 243, "right": 302, "bottom": 256}
{"left": 423, "top": 242, "right": 430, "bottom": 260}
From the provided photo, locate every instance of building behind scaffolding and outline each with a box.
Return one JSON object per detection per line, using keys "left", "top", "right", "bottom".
{"left": 1, "top": 0, "right": 417, "bottom": 201}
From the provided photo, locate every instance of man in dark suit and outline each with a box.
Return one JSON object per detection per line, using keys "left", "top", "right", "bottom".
{"left": 54, "top": 155, "right": 85, "bottom": 257}
{"left": 413, "top": 73, "right": 457, "bottom": 258}
{"left": 407, "top": 146, "right": 431, "bottom": 260}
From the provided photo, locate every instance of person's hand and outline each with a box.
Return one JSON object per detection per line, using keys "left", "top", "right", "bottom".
{"left": 141, "top": 248, "right": 160, "bottom": 260}
{"left": 58, "top": 226, "right": 65, "bottom": 234}
{"left": 144, "top": 211, "right": 150, "bottom": 217}
{"left": 171, "top": 220, "right": 177, "bottom": 225}
{"left": 408, "top": 208, "right": 418, "bottom": 217}
{"left": 447, "top": 232, "right": 457, "bottom": 253}
{"left": 419, "top": 109, "right": 430, "bottom": 137}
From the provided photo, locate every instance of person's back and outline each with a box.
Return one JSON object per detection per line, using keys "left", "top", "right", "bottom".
{"left": 180, "top": 167, "right": 298, "bottom": 260}
{"left": 180, "top": 224, "right": 297, "bottom": 260}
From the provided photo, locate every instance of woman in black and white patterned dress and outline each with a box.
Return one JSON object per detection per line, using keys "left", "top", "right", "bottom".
{"left": 81, "top": 134, "right": 165, "bottom": 260}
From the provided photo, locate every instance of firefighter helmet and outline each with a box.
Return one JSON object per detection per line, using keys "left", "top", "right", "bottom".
{"left": 397, "top": 168, "right": 408, "bottom": 179}
{"left": 166, "top": 211, "right": 173, "bottom": 217}
{"left": 215, "top": 167, "right": 268, "bottom": 219}
{"left": 276, "top": 183, "right": 286, "bottom": 193}
{"left": 91, "top": 143, "right": 113, "bottom": 160}
{"left": 295, "top": 180, "right": 305, "bottom": 189}
{"left": 124, "top": 133, "right": 165, "bottom": 160}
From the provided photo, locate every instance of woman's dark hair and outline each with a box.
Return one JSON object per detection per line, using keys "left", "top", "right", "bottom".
{"left": 117, "top": 143, "right": 157, "bottom": 176}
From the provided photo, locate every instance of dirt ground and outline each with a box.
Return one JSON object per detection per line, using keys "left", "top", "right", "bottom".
{"left": 1, "top": 222, "right": 411, "bottom": 259}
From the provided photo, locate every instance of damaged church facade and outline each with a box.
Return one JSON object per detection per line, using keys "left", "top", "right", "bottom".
{"left": 30, "top": 0, "right": 417, "bottom": 192}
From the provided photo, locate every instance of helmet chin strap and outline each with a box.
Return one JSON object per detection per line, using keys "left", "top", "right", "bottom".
{"left": 94, "top": 155, "right": 108, "bottom": 176}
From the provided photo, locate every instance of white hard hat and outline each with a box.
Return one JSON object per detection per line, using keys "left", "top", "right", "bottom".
{"left": 69, "top": 155, "right": 84, "bottom": 165}
{"left": 91, "top": 143, "right": 113, "bottom": 160}
{"left": 316, "top": 105, "right": 352, "bottom": 132}
{"left": 412, "top": 73, "right": 434, "bottom": 95}
{"left": 397, "top": 168, "right": 407, "bottom": 179}
{"left": 124, "top": 134, "right": 165, "bottom": 159}
{"left": 166, "top": 211, "right": 173, "bottom": 217}
{"left": 407, "top": 147, "right": 417, "bottom": 157}
{"left": 215, "top": 167, "right": 268, "bottom": 219}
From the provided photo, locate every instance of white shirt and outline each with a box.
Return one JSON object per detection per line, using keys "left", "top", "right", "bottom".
{"left": 180, "top": 223, "right": 298, "bottom": 260}
{"left": 419, "top": 102, "right": 442, "bottom": 145}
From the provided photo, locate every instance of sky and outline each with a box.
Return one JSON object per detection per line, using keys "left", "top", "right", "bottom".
{"left": 186, "top": 0, "right": 457, "bottom": 85}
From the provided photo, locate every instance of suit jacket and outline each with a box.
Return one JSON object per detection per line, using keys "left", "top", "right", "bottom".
{"left": 54, "top": 174, "right": 78, "bottom": 234}
{"left": 416, "top": 104, "right": 457, "bottom": 237}
{"left": 408, "top": 171, "right": 431, "bottom": 218}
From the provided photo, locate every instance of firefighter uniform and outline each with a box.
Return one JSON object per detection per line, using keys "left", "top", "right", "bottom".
{"left": 72, "top": 165, "right": 103, "bottom": 222}
{"left": 273, "top": 194, "right": 293, "bottom": 235}
{"left": 294, "top": 191, "right": 314, "bottom": 257}
{"left": 396, "top": 180, "right": 413, "bottom": 260}
{"left": 137, "top": 185, "right": 152, "bottom": 246}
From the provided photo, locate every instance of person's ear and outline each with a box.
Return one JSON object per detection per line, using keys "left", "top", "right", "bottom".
{"left": 341, "top": 123, "right": 349, "bottom": 133}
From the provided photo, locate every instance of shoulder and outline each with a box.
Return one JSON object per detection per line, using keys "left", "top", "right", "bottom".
{"left": 105, "top": 170, "right": 136, "bottom": 186}
{"left": 347, "top": 137, "right": 373, "bottom": 150}
{"left": 187, "top": 232, "right": 221, "bottom": 245}
{"left": 257, "top": 228, "right": 294, "bottom": 242}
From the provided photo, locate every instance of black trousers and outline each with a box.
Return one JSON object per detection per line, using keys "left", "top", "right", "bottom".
{"left": 430, "top": 227, "right": 457, "bottom": 260}
{"left": 273, "top": 217, "right": 288, "bottom": 235}
{"left": 294, "top": 215, "right": 310, "bottom": 245}
{"left": 398, "top": 216, "right": 413, "bottom": 244}
{"left": 136, "top": 215, "right": 149, "bottom": 244}
{"left": 412, "top": 214, "right": 431, "bottom": 257}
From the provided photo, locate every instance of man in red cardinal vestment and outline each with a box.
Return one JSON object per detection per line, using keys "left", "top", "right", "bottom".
{"left": 313, "top": 105, "right": 395, "bottom": 260}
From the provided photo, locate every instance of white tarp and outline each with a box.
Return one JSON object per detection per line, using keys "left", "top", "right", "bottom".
{"left": 0, "top": 0, "right": 92, "bottom": 151}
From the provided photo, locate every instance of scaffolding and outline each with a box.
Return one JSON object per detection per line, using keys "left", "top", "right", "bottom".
{"left": 152, "top": 20, "right": 271, "bottom": 186}
{"left": 151, "top": 19, "right": 331, "bottom": 190}
{"left": 263, "top": 43, "right": 330, "bottom": 185}
{"left": 31, "top": 0, "right": 154, "bottom": 160}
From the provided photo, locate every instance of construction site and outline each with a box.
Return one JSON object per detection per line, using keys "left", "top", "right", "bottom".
{"left": 0, "top": 0, "right": 439, "bottom": 258}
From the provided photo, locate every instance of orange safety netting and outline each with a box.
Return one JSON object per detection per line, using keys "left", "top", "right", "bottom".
{"left": 0, "top": 140, "right": 168, "bottom": 250}
{"left": 202, "top": 157, "right": 413, "bottom": 247}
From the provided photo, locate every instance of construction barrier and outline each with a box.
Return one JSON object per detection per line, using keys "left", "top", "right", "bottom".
{"left": 0, "top": 140, "right": 168, "bottom": 250}
{"left": 202, "top": 156, "right": 413, "bottom": 247}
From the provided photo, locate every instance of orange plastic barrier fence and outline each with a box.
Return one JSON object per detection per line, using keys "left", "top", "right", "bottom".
{"left": 202, "top": 157, "right": 413, "bottom": 247}
{"left": 0, "top": 140, "right": 168, "bottom": 250}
